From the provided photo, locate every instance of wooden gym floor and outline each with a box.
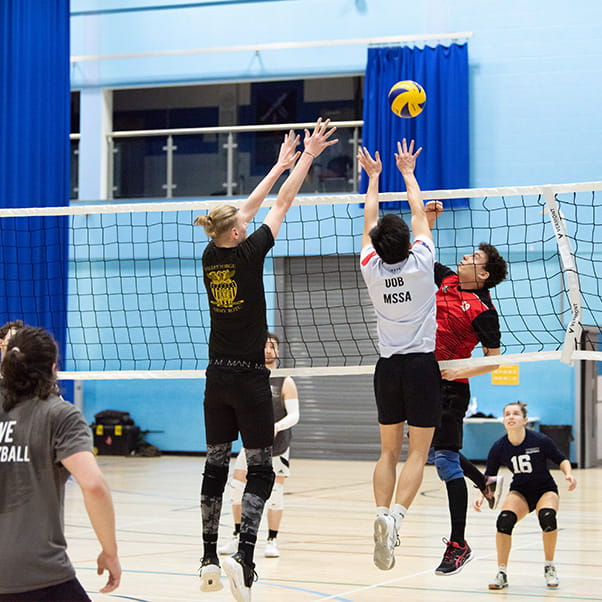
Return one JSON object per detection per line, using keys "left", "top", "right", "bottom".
{"left": 65, "top": 456, "right": 602, "bottom": 601}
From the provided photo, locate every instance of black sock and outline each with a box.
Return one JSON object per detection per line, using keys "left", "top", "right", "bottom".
{"left": 203, "top": 540, "right": 217, "bottom": 560}
{"left": 446, "top": 477, "right": 468, "bottom": 545}
{"left": 459, "top": 453, "right": 486, "bottom": 492}
{"left": 268, "top": 529, "right": 278, "bottom": 540}
{"left": 234, "top": 523, "right": 241, "bottom": 536}
{"left": 239, "top": 535, "right": 257, "bottom": 566}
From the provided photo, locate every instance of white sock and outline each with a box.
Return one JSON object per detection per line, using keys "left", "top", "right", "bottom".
{"left": 390, "top": 504, "right": 407, "bottom": 528}
{"left": 376, "top": 506, "right": 389, "bottom": 517}
{"left": 498, "top": 565, "right": 507, "bottom": 573}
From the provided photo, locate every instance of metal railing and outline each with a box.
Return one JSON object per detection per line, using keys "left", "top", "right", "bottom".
{"left": 104, "top": 120, "right": 363, "bottom": 200}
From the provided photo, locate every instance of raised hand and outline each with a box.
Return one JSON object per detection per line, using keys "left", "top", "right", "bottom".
{"left": 357, "top": 147, "right": 382, "bottom": 179}
{"left": 303, "top": 117, "right": 339, "bottom": 159}
{"left": 394, "top": 138, "right": 422, "bottom": 176}
{"left": 276, "top": 130, "right": 301, "bottom": 171}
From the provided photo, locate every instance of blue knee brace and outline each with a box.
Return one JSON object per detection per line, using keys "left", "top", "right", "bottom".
{"left": 434, "top": 449, "right": 463, "bottom": 482}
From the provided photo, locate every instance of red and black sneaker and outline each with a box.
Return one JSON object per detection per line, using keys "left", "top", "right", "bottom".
{"left": 434, "top": 538, "right": 474, "bottom": 576}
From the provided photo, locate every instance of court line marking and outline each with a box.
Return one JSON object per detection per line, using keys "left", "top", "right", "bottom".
{"left": 311, "top": 541, "right": 554, "bottom": 601}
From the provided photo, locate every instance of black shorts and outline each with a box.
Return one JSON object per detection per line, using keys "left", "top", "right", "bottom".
{"left": 431, "top": 379, "right": 470, "bottom": 452}
{"left": 510, "top": 479, "right": 559, "bottom": 513}
{"left": 374, "top": 352, "right": 441, "bottom": 428}
{"left": 0, "top": 578, "right": 90, "bottom": 601}
{"left": 204, "top": 365, "right": 274, "bottom": 449}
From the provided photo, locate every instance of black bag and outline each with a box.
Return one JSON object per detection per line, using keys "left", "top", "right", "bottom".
{"left": 92, "top": 410, "right": 139, "bottom": 456}
{"left": 93, "top": 409, "right": 135, "bottom": 426}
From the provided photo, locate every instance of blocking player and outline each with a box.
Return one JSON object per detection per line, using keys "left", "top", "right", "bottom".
{"left": 358, "top": 140, "right": 441, "bottom": 571}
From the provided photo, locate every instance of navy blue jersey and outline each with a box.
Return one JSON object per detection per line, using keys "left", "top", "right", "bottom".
{"left": 485, "top": 429, "right": 567, "bottom": 490}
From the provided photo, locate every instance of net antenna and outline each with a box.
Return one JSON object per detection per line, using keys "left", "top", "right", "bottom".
{"left": 542, "top": 185, "right": 582, "bottom": 364}
{"left": 0, "top": 181, "right": 601, "bottom": 380}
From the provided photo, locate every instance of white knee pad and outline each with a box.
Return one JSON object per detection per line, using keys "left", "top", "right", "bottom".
{"left": 228, "top": 477, "right": 245, "bottom": 505}
{"left": 267, "top": 481, "right": 284, "bottom": 511}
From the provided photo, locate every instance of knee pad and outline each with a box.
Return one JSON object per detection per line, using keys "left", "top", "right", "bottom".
{"left": 434, "top": 449, "right": 463, "bottom": 482}
{"left": 267, "top": 481, "right": 284, "bottom": 511}
{"left": 496, "top": 510, "right": 518, "bottom": 535}
{"left": 245, "top": 464, "right": 275, "bottom": 502}
{"left": 538, "top": 508, "right": 557, "bottom": 532}
{"left": 201, "top": 462, "right": 229, "bottom": 497}
{"left": 228, "top": 477, "right": 245, "bottom": 505}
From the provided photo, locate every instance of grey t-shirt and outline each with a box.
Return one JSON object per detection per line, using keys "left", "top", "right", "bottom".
{"left": 0, "top": 394, "right": 93, "bottom": 594}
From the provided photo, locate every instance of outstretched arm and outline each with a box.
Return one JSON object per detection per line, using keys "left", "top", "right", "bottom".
{"left": 425, "top": 200, "right": 444, "bottom": 231}
{"left": 357, "top": 147, "right": 382, "bottom": 249}
{"left": 238, "top": 130, "right": 301, "bottom": 224}
{"left": 440, "top": 346, "right": 501, "bottom": 381}
{"left": 394, "top": 139, "right": 430, "bottom": 241}
{"left": 263, "top": 118, "right": 338, "bottom": 239}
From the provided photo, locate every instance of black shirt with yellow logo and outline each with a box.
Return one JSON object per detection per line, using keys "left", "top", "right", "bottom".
{"left": 202, "top": 224, "right": 274, "bottom": 364}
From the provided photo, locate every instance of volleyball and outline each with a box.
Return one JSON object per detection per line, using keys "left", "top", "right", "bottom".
{"left": 388, "top": 80, "right": 426, "bottom": 118}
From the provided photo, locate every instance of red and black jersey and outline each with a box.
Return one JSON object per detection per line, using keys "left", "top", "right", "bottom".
{"left": 435, "top": 263, "right": 501, "bottom": 368}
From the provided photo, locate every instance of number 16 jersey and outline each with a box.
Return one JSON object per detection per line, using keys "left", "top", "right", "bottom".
{"left": 485, "top": 429, "right": 567, "bottom": 490}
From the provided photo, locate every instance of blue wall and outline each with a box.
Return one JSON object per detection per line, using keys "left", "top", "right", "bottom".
{"left": 71, "top": 1, "right": 602, "bottom": 187}
{"left": 70, "top": 1, "right": 602, "bottom": 456}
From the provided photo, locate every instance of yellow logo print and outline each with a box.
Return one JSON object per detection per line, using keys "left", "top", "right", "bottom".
{"left": 207, "top": 269, "right": 242, "bottom": 309}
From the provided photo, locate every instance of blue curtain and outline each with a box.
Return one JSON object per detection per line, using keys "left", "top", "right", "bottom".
{"left": 0, "top": 0, "right": 70, "bottom": 367}
{"left": 362, "top": 44, "right": 469, "bottom": 208}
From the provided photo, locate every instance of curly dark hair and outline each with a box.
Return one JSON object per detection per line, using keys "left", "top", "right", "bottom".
{"left": 479, "top": 243, "right": 508, "bottom": 289}
{"left": 1, "top": 326, "right": 59, "bottom": 411}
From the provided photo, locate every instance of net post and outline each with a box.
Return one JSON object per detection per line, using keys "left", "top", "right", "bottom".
{"left": 543, "top": 185, "right": 582, "bottom": 364}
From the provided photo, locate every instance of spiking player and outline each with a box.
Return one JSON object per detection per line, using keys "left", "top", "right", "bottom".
{"left": 427, "top": 202, "right": 508, "bottom": 576}
{"left": 475, "top": 401, "right": 576, "bottom": 590}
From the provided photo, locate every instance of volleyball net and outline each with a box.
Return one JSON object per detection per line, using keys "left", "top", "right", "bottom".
{"left": 0, "top": 180, "right": 601, "bottom": 380}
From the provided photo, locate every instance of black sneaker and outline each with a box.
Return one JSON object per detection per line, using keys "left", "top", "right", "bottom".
{"left": 434, "top": 538, "right": 474, "bottom": 576}
{"left": 223, "top": 552, "right": 257, "bottom": 602}
{"left": 199, "top": 556, "right": 222, "bottom": 592}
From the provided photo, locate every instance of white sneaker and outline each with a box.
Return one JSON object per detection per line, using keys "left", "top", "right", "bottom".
{"left": 488, "top": 569, "right": 508, "bottom": 590}
{"left": 199, "top": 558, "right": 223, "bottom": 592}
{"left": 373, "top": 514, "right": 398, "bottom": 570}
{"left": 545, "top": 564, "right": 559, "bottom": 588}
{"left": 223, "top": 552, "right": 256, "bottom": 602}
{"left": 218, "top": 534, "right": 239, "bottom": 555}
{"left": 264, "top": 539, "right": 280, "bottom": 558}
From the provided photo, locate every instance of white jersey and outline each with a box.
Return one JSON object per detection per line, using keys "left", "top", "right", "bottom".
{"left": 360, "top": 235, "right": 436, "bottom": 357}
